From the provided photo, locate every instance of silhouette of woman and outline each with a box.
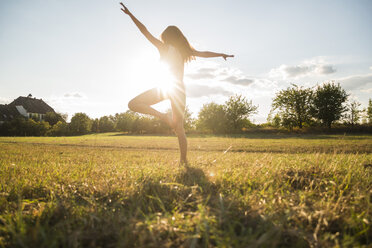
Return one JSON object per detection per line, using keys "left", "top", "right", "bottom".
{"left": 120, "top": 2, "right": 234, "bottom": 164}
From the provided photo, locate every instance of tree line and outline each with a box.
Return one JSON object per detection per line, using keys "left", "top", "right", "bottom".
{"left": 0, "top": 82, "right": 371, "bottom": 136}
{"left": 269, "top": 82, "right": 372, "bottom": 130}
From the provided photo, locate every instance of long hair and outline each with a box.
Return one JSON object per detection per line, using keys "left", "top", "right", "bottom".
{"left": 160, "top": 26, "right": 195, "bottom": 63}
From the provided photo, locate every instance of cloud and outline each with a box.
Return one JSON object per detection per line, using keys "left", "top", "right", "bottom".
{"left": 222, "top": 76, "right": 254, "bottom": 86}
{"left": 47, "top": 92, "right": 87, "bottom": 110}
{"left": 186, "top": 68, "right": 216, "bottom": 80}
{"left": 338, "top": 73, "right": 372, "bottom": 91}
{"left": 0, "top": 97, "right": 10, "bottom": 104}
{"left": 186, "top": 63, "right": 254, "bottom": 87}
{"left": 315, "top": 65, "right": 336, "bottom": 75}
{"left": 282, "top": 65, "right": 312, "bottom": 77}
{"left": 270, "top": 58, "right": 337, "bottom": 79}
{"left": 63, "top": 92, "right": 84, "bottom": 98}
{"left": 186, "top": 84, "right": 232, "bottom": 98}
{"left": 361, "top": 88, "right": 372, "bottom": 94}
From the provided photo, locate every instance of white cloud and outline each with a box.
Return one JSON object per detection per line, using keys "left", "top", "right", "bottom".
{"left": 0, "top": 97, "right": 10, "bottom": 104}
{"left": 360, "top": 88, "right": 372, "bottom": 94}
{"left": 370, "top": 66, "right": 372, "bottom": 71}
{"left": 186, "top": 68, "right": 216, "bottom": 80}
{"left": 63, "top": 92, "right": 85, "bottom": 98}
{"left": 315, "top": 65, "right": 336, "bottom": 75}
{"left": 270, "top": 57, "right": 336, "bottom": 79}
{"left": 222, "top": 76, "right": 254, "bottom": 86}
{"left": 186, "top": 62, "right": 254, "bottom": 87}
{"left": 186, "top": 83, "right": 232, "bottom": 98}
{"left": 338, "top": 73, "right": 372, "bottom": 91}
{"left": 46, "top": 92, "right": 88, "bottom": 114}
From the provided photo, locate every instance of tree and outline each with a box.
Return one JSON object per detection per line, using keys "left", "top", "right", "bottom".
{"left": 98, "top": 116, "right": 115, "bottom": 132}
{"left": 345, "top": 100, "right": 361, "bottom": 127}
{"left": 60, "top": 113, "right": 68, "bottom": 122}
{"left": 0, "top": 117, "right": 51, "bottom": 136}
{"left": 48, "top": 121, "right": 69, "bottom": 136}
{"left": 131, "top": 115, "right": 153, "bottom": 134}
{"left": 91, "top": 118, "right": 99, "bottom": 133}
{"left": 272, "top": 114, "right": 281, "bottom": 128}
{"left": 272, "top": 84, "right": 313, "bottom": 129}
{"left": 69, "top": 113, "right": 92, "bottom": 135}
{"left": 367, "top": 99, "right": 372, "bottom": 124}
{"left": 45, "top": 112, "right": 65, "bottom": 126}
{"left": 266, "top": 111, "right": 281, "bottom": 128}
{"left": 312, "top": 82, "right": 348, "bottom": 128}
{"left": 224, "top": 95, "right": 258, "bottom": 132}
{"left": 116, "top": 111, "right": 137, "bottom": 132}
{"left": 197, "top": 103, "right": 227, "bottom": 134}
{"left": 183, "top": 106, "right": 195, "bottom": 132}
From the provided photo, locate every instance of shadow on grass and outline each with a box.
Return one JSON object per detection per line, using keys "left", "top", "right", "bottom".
{"left": 10, "top": 163, "right": 372, "bottom": 247}
{"left": 1, "top": 166, "right": 310, "bottom": 248}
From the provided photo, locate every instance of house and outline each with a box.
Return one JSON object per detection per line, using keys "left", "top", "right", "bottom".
{"left": 0, "top": 94, "right": 55, "bottom": 124}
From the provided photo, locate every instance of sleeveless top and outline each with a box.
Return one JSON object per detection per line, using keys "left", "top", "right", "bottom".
{"left": 160, "top": 45, "right": 184, "bottom": 83}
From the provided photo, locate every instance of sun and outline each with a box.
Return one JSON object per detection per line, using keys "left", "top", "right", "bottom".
{"left": 131, "top": 48, "right": 175, "bottom": 95}
{"left": 153, "top": 62, "right": 175, "bottom": 95}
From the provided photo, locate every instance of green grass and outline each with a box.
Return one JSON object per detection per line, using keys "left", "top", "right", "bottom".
{"left": 0, "top": 133, "right": 371, "bottom": 247}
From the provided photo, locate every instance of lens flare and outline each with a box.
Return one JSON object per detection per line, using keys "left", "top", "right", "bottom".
{"left": 130, "top": 49, "right": 176, "bottom": 95}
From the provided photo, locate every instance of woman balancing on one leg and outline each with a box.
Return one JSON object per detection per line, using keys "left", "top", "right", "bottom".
{"left": 120, "top": 2, "right": 234, "bottom": 164}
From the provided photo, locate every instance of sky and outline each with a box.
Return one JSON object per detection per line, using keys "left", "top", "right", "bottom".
{"left": 1, "top": 0, "right": 371, "bottom": 123}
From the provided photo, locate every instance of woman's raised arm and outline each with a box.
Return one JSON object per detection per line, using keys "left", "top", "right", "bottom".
{"left": 192, "top": 50, "right": 234, "bottom": 61}
{"left": 120, "top": 2, "right": 165, "bottom": 51}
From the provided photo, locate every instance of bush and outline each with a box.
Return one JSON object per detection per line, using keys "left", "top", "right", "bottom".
{"left": 47, "top": 121, "right": 69, "bottom": 136}
{"left": 0, "top": 118, "right": 50, "bottom": 136}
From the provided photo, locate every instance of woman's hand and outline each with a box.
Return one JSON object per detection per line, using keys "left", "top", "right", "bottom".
{"left": 120, "top": 2, "right": 130, "bottom": 15}
{"left": 222, "top": 54, "right": 234, "bottom": 60}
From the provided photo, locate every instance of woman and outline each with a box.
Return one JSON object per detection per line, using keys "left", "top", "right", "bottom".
{"left": 120, "top": 2, "right": 234, "bottom": 164}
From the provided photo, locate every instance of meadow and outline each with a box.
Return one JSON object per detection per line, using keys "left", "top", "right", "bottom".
{"left": 0, "top": 133, "right": 371, "bottom": 247}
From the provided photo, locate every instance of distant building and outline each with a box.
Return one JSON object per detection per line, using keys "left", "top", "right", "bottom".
{"left": 0, "top": 94, "right": 55, "bottom": 124}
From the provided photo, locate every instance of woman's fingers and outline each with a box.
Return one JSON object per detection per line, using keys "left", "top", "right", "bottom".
{"left": 119, "top": 2, "right": 129, "bottom": 13}
{"left": 222, "top": 54, "right": 234, "bottom": 60}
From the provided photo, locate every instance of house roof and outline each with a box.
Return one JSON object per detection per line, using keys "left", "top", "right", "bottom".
{"left": 0, "top": 104, "right": 20, "bottom": 121}
{"left": 9, "top": 96, "right": 55, "bottom": 114}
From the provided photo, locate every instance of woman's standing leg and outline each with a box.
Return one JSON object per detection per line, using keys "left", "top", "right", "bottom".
{"left": 174, "top": 120, "right": 187, "bottom": 163}
{"left": 170, "top": 85, "right": 187, "bottom": 163}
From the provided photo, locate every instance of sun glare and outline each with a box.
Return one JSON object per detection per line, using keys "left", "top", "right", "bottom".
{"left": 131, "top": 49, "right": 175, "bottom": 95}
{"left": 154, "top": 62, "right": 175, "bottom": 94}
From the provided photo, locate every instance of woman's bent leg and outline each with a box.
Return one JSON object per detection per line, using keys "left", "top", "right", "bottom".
{"left": 129, "top": 85, "right": 188, "bottom": 163}
{"left": 128, "top": 88, "right": 166, "bottom": 119}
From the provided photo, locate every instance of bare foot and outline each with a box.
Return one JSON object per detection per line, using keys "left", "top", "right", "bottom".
{"left": 180, "top": 159, "right": 188, "bottom": 166}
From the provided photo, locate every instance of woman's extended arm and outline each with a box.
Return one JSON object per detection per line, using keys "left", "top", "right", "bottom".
{"left": 120, "top": 2, "right": 164, "bottom": 51}
{"left": 192, "top": 50, "right": 234, "bottom": 60}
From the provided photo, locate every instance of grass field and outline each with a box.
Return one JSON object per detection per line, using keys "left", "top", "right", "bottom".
{"left": 0, "top": 133, "right": 371, "bottom": 247}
